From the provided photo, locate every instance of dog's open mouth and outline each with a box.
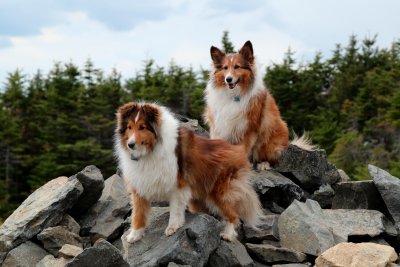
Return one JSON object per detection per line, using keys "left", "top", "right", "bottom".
{"left": 227, "top": 79, "right": 240, "bottom": 89}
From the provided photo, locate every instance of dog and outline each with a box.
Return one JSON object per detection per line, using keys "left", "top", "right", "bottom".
{"left": 114, "top": 102, "right": 262, "bottom": 243}
{"left": 204, "top": 40, "right": 313, "bottom": 170}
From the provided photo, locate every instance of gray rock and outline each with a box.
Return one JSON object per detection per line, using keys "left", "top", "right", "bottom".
{"left": 71, "top": 165, "right": 104, "bottom": 217}
{"left": 272, "top": 264, "right": 311, "bottom": 267}
{"left": 58, "top": 214, "right": 80, "bottom": 235}
{"left": 278, "top": 199, "right": 393, "bottom": 256}
{"left": 274, "top": 145, "right": 341, "bottom": 191}
{"left": 311, "top": 184, "right": 335, "bottom": 208}
{"left": 168, "top": 263, "right": 192, "bottom": 267}
{"left": 122, "top": 207, "right": 223, "bottom": 267}
{"left": 2, "top": 241, "right": 49, "bottom": 267}
{"left": 79, "top": 174, "right": 130, "bottom": 243}
{"left": 246, "top": 243, "right": 306, "bottom": 264}
{"left": 58, "top": 244, "right": 83, "bottom": 258}
{"left": 332, "top": 180, "right": 387, "bottom": 211}
{"left": 338, "top": 169, "right": 350, "bottom": 182}
{"left": 243, "top": 215, "right": 279, "bottom": 242}
{"left": 252, "top": 170, "right": 305, "bottom": 212}
{"left": 37, "top": 226, "right": 82, "bottom": 255}
{"left": 65, "top": 239, "right": 129, "bottom": 267}
{"left": 0, "top": 176, "right": 83, "bottom": 259}
{"left": 176, "top": 114, "right": 209, "bottom": 137}
{"left": 369, "top": 164, "right": 400, "bottom": 228}
{"left": 36, "top": 255, "right": 70, "bottom": 267}
{"left": 208, "top": 240, "right": 254, "bottom": 267}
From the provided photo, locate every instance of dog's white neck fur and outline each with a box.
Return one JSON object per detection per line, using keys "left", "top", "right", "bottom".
{"left": 115, "top": 106, "right": 180, "bottom": 201}
{"left": 205, "top": 62, "right": 264, "bottom": 143}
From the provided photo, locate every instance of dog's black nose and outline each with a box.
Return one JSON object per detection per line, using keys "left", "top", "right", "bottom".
{"left": 226, "top": 76, "right": 233, "bottom": 83}
{"left": 128, "top": 142, "right": 135, "bottom": 149}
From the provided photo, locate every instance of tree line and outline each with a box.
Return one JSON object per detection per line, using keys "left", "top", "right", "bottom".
{"left": 1, "top": 33, "right": 399, "bottom": 221}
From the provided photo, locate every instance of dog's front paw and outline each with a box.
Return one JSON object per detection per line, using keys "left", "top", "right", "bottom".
{"left": 220, "top": 231, "right": 237, "bottom": 242}
{"left": 126, "top": 228, "right": 145, "bottom": 243}
{"left": 164, "top": 223, "right": 183, "bottom": 236}
{"left": 257, "top": 161, "right": 271, "bottom": 171}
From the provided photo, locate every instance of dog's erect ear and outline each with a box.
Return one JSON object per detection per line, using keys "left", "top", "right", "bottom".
{"left": 210, "top": 46, "right": 225, "bottom": 66}
{"left": 239, "top": 41, "right": 254, "bottom": 64}
{"left": 141, "top": 104, "right": 161, "bottom": 139}
{"left": 116, "top": 102, "right": 138, "bottom": 132}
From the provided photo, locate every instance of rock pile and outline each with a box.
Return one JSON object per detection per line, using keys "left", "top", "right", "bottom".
{"left": 1, "top": 138, "right": 400, "bottom": 266}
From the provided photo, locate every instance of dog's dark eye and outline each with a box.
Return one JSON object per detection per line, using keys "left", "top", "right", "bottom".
{"left": 128, "top": 125, "right": 132, "bottom": 130}
{"left": 234, "top": 65, "right": 240, "bottom": 69}
{"left": 139, "top": 125, "right": 145, "bottom": 130}
{"left": 223, "top": 66, "right": 228, "bottom": 70}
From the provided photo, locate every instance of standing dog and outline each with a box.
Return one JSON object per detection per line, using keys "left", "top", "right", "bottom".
{"left": 204, "top": 41, "right": 313, "bottom": 170}
{"left": 115, "top": 102, "right": 262, "bottom": 243}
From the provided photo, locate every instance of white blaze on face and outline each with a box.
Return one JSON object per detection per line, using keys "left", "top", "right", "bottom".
{"left": 135, "top": 111, "right": 141, "bottom": 123}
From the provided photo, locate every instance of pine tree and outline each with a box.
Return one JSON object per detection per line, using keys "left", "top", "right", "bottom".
{"left": 221, "top": 31, "right": 235, "bottom": 53}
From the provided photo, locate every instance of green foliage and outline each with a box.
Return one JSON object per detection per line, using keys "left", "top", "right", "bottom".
{"left": 221, "top": 31, "right": 235, "bottom": 53}
{"left": 1, "top": 32, "right": 400, "bottom": 221}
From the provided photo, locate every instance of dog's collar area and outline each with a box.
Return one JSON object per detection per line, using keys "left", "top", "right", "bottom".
{"left": 130, "top": 154, "right": 139, "bottom": 161}
{"left": 233, "top": 96, "right": 240, "bottom": 102}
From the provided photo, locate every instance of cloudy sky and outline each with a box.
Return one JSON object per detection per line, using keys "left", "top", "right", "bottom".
{"left": 1, "top": 0, "right": 400, "bottom": 84}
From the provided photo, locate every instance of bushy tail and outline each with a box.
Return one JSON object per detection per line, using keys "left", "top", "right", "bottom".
{"left": 290, "top": 132, "right": 317, "bottom": 151}
{"left": 230, "top": 171, "right": 264, "bottom": 229}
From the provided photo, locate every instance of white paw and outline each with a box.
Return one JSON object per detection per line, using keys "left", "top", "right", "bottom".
{"left": 220, "top": 231, "right": 237, "bottom": 242}
{"left": 257, "top": 161, "right": 271, "bottom": 171}
{"left": 165, "top": 223, "right": 183, "bottom": 236}
{"left": 126, "top": 228, "right": 145, "bottom": 243}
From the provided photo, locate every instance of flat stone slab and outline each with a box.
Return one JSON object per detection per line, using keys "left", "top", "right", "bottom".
{"left": 246, "top": 243, "right": 306, "bottom": 264}
{"left": 2, "top": 241, "right": 49, "bottom": 267}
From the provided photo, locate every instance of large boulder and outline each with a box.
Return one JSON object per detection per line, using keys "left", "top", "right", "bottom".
{"left": 79, "top": 174, "right": 130, "bottom": 243}
{"left": 208, "top": 240, "right": 254, "bottom": 267}
{"left": 315, "top": 242, "right": 398, "bottom": 267}
{"left": 37, "top": 226, "right": 82, "bottom": 255}
{"left": 65, "top": 239, "right": 129, "bottom": 267}
{"left": 278, "top": 199, "right": 393, "bottom": 256}
{"left": 369, "top": 164, "right": 400, "bottom": 228}
{"left": 2, "top": 241, "right": 49, "bottom": 267}
{"left": 122, "top": 207, "right": 223, "bottom": 267}
{"left": 0, "top": 176, "right": 83, "bottom": 261}
{"left": 332, "top": 180, "right": 388, "bottom": 211}
{"left": 70, "top": 165, "right": 104, "bottom": 217}
{"left": 274, "top": 145, "right": 341, "bottom": 191}
{"left": 252, "top": 170, "right": 305, "bottom": 212}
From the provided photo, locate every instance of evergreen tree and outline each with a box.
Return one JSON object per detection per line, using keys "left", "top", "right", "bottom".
{"left": 221, "top": 31, "right": 235, "bottom": 53}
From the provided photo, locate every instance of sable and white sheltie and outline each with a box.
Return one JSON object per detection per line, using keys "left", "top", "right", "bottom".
{"left": 114, "top": 102, "right": 262, "bottom": 243}
{"left": 204, "top": 41, "right": 313, "bottom": 170}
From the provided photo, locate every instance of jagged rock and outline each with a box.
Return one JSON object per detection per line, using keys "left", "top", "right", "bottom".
{"left": 2, "top": 241, "right": 49, "bottom": 267}
{"left": 168, "top": 263, "right": 192, "bottom": 267}
{"left": 332, "top": 180, "right": 387, "bottom": 211}
{"left": 252, "top": 170, "right": 305, "bottom": 212}
{"left": 243, "top": 215, "right": 279, "bottom": 242}
{"left": 65, "top": 239, "right": 129, "bottom": 267}
{"left": 37, "top": 226, "right": 82, "bottom": 255}
{"left": 338, "top": 169, "right": 350, "bottom": 182}
{"left": 208, "top": 240, "right": 254, "bottom": 267}
{"left": 58, "top": 214, "right": 80, "bottom": 235}
{"left": 278, "top": 199, "right": 393, "bottom": 256}
{"left": 79, "top": 174, "right": 130, "bottom": 243}
{"left": 315, "top": 242, "right": 398, "bottom": 267}
{"left": 369, "top": 164, "right": 400, "bottom": 228}
{"left": 70, "top": 165, "right": 104, "bottom": 217}
{"left": 311, "top": 184, "right": 335, "bottom": 208}
{"left": 274, "top": 145, "right": 341, "bottom": 191}
{"left": 36, "top": 255, "right": 70, "bottom": 267}
{"left": 122, "top": 207, "right": 223, "bottom": 267}
{"left": 0, "top": 176, "right": 83, "bottom": 261}
{"left": 246, "top": 243, "right": 306, "bottom": 264}
{"left": 176, "top": 114, "right": 209, "bottom": 137}
{"left": 58, "top": 244, "right": 83, "bottom": 258}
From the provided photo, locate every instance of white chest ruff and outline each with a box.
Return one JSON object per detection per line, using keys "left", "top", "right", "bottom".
{"left": 206, "top": 86, "right": 249, "bottom": 143}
